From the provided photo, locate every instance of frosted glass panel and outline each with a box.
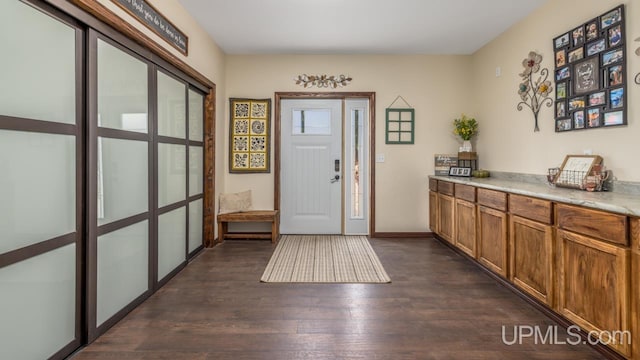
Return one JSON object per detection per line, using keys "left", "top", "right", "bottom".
{"left": 97, "top": 39, "right": 148, "bottom": 132}
{"left": 188, "top": 89, "right": 204, "bottom": 141}
{"left": 158, "top": 207, "right": 186, "bottom": 280}
{"left": 0, "top": 244, "right": 76, "bottom": 360}
{"left": 189, "top": 199, "right": 203, "bottom": 253}
{"left": 97, "top": 221, "right": 148, "bottom": 326}
{"left": 0, "top": 1, "right": 75, "bottom": 124}
{"left": 158, "top": 143, "right": 186, "bottom": 207}
{"left": 0, "top": 130, "right": 75, "bottom": 254}
{"left": 98, "top": 137, "right": 148, "bottom": 226}
{"left": 189, "top": 146, "right": 203, "bottom": 196}
{"left": 157, "top": 71, "right": 186, "bottom": 138}
{"left": 293, "top": 110, "right": 331, "bottom": 135}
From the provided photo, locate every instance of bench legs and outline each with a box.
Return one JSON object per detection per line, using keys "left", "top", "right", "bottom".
{"left": 216, "top": 218, "right": 279, "bottom": 244}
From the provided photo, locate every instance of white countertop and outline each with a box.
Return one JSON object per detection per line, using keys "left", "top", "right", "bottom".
{"left": 429, "top": 175, "right": 640, "bottom": 217}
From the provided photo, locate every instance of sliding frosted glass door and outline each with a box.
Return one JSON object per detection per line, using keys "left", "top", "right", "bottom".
{"left": 0, "top": 1, "right": 82, "bottom": 359}
{"left": 156, "top": 74, "right": 206, "bottom": 282}
{"left": 88, "top": 33, "right": 151, "bottom": 341}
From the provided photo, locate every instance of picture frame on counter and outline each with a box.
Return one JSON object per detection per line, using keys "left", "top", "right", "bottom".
{"left": 552, "top": 5, "right": 627, "bottom": 132}
{"left": 448, "top": 166, "right": 472, "bottom": 177}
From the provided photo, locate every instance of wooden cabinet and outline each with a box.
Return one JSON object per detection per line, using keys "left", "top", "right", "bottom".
{"left": 557, "top": 204, "right": 628, "bottom": 246}
{"left": 631, "top": 218, "right": 640, "bottom": 360}
{"left": 429, "top": 191, "right": 438, "bottom": 233}
{"left": 477, "top": 205, "right": 508, "bottom": 277}
{"left": 558, "top": 229, "right": 631, "bottom": 356}
{"left": 437, "top": 193, "right": 455, "bottom": 243}
{"left": 509, "top": 215, "right": 554, "bottom": 306}
{"left": 455, "top": 199, "right": 476, "bottom": 257}
{"left": 430, "top": 178, "right": 638, "bottom": 358}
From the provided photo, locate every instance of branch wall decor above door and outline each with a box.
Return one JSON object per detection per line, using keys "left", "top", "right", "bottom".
{"left": 294, "top": 74, "right": 352, "bottom": 88}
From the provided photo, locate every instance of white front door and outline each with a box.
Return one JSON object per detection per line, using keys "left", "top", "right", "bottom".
{"left": 280, "top": 99, "right": 342, "bottom": 234}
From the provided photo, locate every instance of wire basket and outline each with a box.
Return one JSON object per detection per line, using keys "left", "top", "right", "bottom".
{"left": 548, "top": 167, "right": 610, "bottom": 191}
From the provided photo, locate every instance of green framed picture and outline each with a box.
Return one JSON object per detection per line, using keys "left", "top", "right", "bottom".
{"left": 385, "top": 108, "right": 414, "bottom": 144}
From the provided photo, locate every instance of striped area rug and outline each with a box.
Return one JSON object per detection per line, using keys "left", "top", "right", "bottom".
{"left": 260, "top": 235, "right": 391, "bottom": 283}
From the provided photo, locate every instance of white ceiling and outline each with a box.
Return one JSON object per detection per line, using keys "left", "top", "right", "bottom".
{"left": 178, "top": 0, "right": 547, "bottom": 55}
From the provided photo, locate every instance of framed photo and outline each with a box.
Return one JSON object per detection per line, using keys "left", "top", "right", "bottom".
{"left": 556, "top": 82, "right": 567, "bottom": 100}
{"left": 555, "top": 155, "right": 603, "bottom": 189}
{"left": 603, "top": 110, "right": 624, "bottom": 126}
{"left": 554, "top": 33, "right": 570, "bottom": 49}
{"left": 608, "top": 24, "right": 623, "bottom": 47}
{"left": 567, "top": 47, "right": 584, "bottom": 63}
{"left": 601, "top": 7, "right": 622, "bottom": 29}
{"left": 572, "top": 26, "right": 585, "bottom": 47}
{"left": 556, "top": 101, "right": 566, "bottom": 118}
{"left": 573, "top": 111, "right": 585, "bottom": 129}
{"left": 588, "top": 91, "right": 606, "bottom": 106}
{"left": 556, "top": 118, "right": 572, "bottom": 132}
{"left": 602, "top": 48, "right": 623, "bottom": 66}
{"left": 586, "top": 38, "right": 606, "bottom": 56}
{"left": 608, "top": 65, "right": 623, "bottom": 87}
{"left": 586, "top": 20, "right": 599, "bottom": 41}
{"left": 573, "top": 57, "right": 600, "bottom": 95}
{"left": 609, "top": 87, "right": 624, "bottom": 109}
{"left": 568, "top": 97, "right": 585, "bottom": 111}
{"left": 587, "top": 108, "right": 601, "bottom": 127}
{"left": 556, "top": 67, "right": 570, "bottom": 81}
{"left": 448, "top": 166, "right": 471, "bottom": 177}
{"left": 555, "top": 49, "right": 566, "bottom": 67}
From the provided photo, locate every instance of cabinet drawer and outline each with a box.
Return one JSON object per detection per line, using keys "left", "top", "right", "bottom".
{"left": 438, "top": 181, "right": 454, "bottom": 196}
{"left": 557, "top": 204, "right": 628, "bottom": 245}
{"left": 455, "top": 184, "right": 475, "bottom": 202}
{"left": 477, "top": 188, "right": 507, "bottom": 211}
{"left": 429, "top": 178, "right": 438, "bottom": 191}
{"left": 510, "top": 194, "right": 552, "bottom": 224}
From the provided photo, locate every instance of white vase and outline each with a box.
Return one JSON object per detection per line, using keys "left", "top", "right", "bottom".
{"left": 461, "top": 140, "right": 472, "bottom": 152}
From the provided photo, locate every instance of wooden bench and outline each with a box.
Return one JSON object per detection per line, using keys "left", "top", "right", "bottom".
{"left": 217, "top": 210, "right": 279, "bottom": 244}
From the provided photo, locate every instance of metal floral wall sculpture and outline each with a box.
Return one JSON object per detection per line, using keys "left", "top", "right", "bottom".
{"left": 517, "top": 51, "right": 553, "bottom": 132}
{"left": 294, "top": 74, "right": 352, "bottom": 88}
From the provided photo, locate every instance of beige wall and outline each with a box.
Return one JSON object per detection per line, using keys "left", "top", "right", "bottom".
{"left": 472, "top": 0, "right": 639, "bottom": 181}
{"left": 225, "top": 55, "right": 473, "bottom": 232}
{"left": 100, "top": 0, "right": 640, "bottom": 234}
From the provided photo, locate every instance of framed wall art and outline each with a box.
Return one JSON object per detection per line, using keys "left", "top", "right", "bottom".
{"left": 229, "top": 98, "right": 271, "bottom": 173}
{"left": 385, "top": 108, "right": 414, "bottom": 144}
{"left": 552, "top": 5, "right": 627, "bottom": 132}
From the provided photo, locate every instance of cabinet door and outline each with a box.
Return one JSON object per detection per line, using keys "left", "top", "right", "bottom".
{"left": 429, "top": 191, "right": 438, "bottom": 234}
{"left": 477, "top": 206, "right": 508, "bottom": 277}
{"left": 455, "top": 199, "right": 476, "bottom": 257}
{"left": 558, "top": 229, "right": 631, "bottom": 357}
{"left": 437, "top": 194, "right": 455, "bottom": 243}
{"left": 632, "top": 218, "right": 640, "bottom": 360}
{"left": 510, "top": 216, "right": 554, "bottom": 306}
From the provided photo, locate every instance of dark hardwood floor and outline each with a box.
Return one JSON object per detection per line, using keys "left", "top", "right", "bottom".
{"left": 72, "top": 238, "right": 605, "bottom": 359}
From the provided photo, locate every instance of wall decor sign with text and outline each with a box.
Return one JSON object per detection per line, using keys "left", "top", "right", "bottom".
{"left": 111, "top": 0, "right": 188, "bottom": 55}
{"left": 229, "top": 98, "right": 271, "bottom": 173}
{"left": 552, "top": 5, "right": 626, "bottom": 132}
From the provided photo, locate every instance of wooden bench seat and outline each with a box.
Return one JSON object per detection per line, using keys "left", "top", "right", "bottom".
{"left": 217, "top": 210, "right": 279, "bottom": 244}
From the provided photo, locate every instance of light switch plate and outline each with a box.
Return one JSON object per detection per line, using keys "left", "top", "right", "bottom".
{"left": 376, "top": 154, "right": 385, "bottom": 163}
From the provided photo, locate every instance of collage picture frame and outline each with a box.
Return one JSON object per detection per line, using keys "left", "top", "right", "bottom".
{"left": 553, "top": 6, "right": 627, "bottom": 132}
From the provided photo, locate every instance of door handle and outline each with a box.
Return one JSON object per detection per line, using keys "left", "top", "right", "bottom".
{"left": 330, "top": 174, "right": 340, "bottom": 183}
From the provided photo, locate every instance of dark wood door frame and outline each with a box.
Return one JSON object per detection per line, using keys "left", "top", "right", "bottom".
{"left": 274, "top": 92, "right": 376, "bottom": 236}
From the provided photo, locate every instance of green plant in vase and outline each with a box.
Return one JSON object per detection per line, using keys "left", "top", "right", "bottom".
{"left": 453, "top": 114, "right": 478, "bottom": 152}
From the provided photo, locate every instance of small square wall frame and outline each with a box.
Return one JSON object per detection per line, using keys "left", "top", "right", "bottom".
{"left": 385, "top": 108, "right": 414, "bottom": 144}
